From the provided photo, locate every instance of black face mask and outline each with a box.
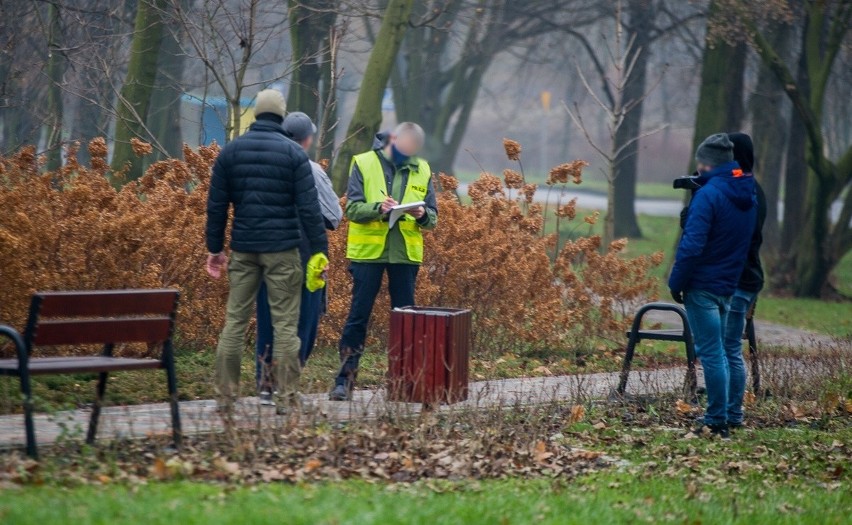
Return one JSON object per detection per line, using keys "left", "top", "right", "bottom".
{"left": 391, "top": 144, "right": 410, "bottom": 166}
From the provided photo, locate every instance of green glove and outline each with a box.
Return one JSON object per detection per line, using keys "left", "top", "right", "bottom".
{"left": 306, "top": 253, "right": 329, "bottom": 292}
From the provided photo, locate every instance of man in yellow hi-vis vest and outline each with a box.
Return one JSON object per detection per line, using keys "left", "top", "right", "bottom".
{"left": 329, "top": 122, "right": 438, "bottom": 401}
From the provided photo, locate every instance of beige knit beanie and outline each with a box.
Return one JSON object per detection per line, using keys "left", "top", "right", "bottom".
{"left": 254, "top": 89, "right": 286, "bottom": 118}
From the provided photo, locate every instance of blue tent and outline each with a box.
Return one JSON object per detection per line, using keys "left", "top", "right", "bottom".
{"left": 182, "top": 94, "right": 255, "bottom": 146}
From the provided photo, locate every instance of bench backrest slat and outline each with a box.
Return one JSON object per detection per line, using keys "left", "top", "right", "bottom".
{"left": 22, "top": 289, "right": 180, "bottom": 352}
{"left": 32, "top": 318, "right": 173, "bottom": 346}
{"left": 36, "top": 290, "right": 178, "bottom": 318}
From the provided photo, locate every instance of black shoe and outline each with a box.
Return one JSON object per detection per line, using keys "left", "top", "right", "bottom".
{"left": 329, "top": 384, "right": 352, "bottom": 401}
{"left": 691, "top": 423, "right": 730, "bottom": 439}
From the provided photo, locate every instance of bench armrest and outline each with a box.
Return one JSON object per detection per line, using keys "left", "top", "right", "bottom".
{"left": 0, "top": 325, "right": 27, "bottom": 368}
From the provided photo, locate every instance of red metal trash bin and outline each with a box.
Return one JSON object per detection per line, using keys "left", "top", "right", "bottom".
{"left": 387, "top": 307, "right": 471, "bottom": 404}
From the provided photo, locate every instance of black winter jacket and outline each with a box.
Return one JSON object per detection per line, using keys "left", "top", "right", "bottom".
{"left": 737, "top": 181, "right": 766, "bottom": 293}
{"left": 205, "top": 119, "right": 328, "bottom": 255}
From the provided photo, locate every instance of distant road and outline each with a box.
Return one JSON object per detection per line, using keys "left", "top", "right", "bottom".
{"left": 455, "top": 183, "right": 848, "bottom": 223}
{"left": 457, "top": 183, "right": 685, "bottom": 217}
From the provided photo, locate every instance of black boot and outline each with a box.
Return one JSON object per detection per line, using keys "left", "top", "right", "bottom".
{"left": 329, "top": 345, "right": 361, "bottom": 401}
{"left": 690, "top": 422, "right": 730, "bottom": 439}
{"left": 329, "top": 384, "right": 352, "bottom": 401}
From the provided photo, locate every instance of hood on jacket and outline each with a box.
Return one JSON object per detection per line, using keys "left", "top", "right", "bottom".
{"left": 371, "top": 131, "right": 421, "bottom": 168}
{"left": 728, "top": 132, "right": 754, "bottom": 173}
{"left": 697, "top": 161, "right": 755, "bottom": 211}
{"left": 373, "top": 131, "right": 390, "bottom": 150}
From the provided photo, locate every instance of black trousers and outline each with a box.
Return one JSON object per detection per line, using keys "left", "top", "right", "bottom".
{"left": 336, "top": 262, "right": 419, "bottom": 387}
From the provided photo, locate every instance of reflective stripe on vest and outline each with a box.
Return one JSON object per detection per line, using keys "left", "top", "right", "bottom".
{"left": 346, "top": 151, "right": 430, "bottom": 262}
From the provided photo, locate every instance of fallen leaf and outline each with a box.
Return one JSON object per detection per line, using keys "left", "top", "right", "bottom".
{"left": 675, "top": 399, "right": 695, "bottom": 416}
{"left": 820, "top": 393, "right": 841, "bottom": 412}
{"left": 533, "top": 441, "right": 553, "bottom": 463}
{"left": 304, "top": 458, "right": 322, "bottom": 472}
{"left": 151, "top": 458, "right": 168, "bottom": 480}
{"left": 743, "top": 391, "right": 757, "bottom": 407}
{"left": 568, "top": 405, "right": 586, "bottom": 424}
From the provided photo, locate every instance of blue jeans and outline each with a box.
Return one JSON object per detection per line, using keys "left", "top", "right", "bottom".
{"left": 722, "top": 288, "right": 756, "bottom": 425}
{"left": 256, "top": 279, "right": 323, "bottom": 391}
{"left": 684, "top": 289, "right": 731, "bottom": 426}
{"left": 336, "top": 262, "right": 419, "bottom": 387}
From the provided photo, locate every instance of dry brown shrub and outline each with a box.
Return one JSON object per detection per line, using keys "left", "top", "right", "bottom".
{"left": 0, "top": 139, "right": 660, "bottom": 358}
{"left": 502, "top": 138, "right": 522, "bottom": 161}
{"left": 0, "top": 140, "right": 229, "bottom": 353}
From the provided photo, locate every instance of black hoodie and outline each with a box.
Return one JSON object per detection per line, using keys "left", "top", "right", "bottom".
{"left": 729, "top": 133, "right": 766, "bottom": 293}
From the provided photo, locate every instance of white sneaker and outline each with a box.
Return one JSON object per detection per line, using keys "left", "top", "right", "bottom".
{"left": 259, "top": 391, "right": 275, "bottom": 406}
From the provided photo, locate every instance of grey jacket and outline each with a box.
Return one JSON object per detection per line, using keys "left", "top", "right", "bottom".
{"left": 311, "top": 160, "right": 343, "bottom": 229}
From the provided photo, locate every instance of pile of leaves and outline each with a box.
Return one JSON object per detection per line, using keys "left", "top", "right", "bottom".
{"left": 0, "top": 404, "right": 611, "bottom": 487}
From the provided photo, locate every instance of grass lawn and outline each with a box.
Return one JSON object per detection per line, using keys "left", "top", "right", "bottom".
{"left": 551, "top": 208, "right": 852, "bottom": 337}
{"left": 2, "top": 422, "right": 849, "bottom": 524}
{"left": 757, "top": 296, "right": 852, "bottom": 338}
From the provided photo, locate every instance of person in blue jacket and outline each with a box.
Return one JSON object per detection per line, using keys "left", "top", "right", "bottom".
{"left": 669, "top": 133, "right": 757, "bottom": 438}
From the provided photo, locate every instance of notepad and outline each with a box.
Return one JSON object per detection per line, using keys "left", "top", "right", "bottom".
{"left": 388, "top": 201, "right": 426, "bottom": 228}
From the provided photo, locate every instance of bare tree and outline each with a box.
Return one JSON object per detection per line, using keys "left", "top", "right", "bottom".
{"left": 167, "top": 0, "right": 294, "bottom": 144}
{"left": 111, "top": 0, "right": 169, "bottom": 183}
{"left": 564, "top": 1, "right": 668, "bottom": 247}
{"left": 389, "top": 0, "right": 601, "bottom": 175}
{"left": 723, "top": 0, "right": 851, "bottom": 297}
{"left": 331, "top": 0, "right": 415, "bottom": 193}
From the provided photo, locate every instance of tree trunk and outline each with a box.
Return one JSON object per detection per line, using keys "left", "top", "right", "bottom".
{"left": 316, "top": 36, "right": 338, "bottom": 164}
{"left": 111, "top": 0, "right": 167, "bottom": 184}
{"left": 390, "top": 0, "right": 507, "bottom": 175}
{"left": 286, "top": 0, "right": 336, "bottom": 119}
{"left": 793, "top": 168, "right": 832, "bottom": 297}
{"left": 689, "top": 2, "right": 746, "bottom": 160}
{"left": 750, "top": 21, "right": 791, "bottom": 258}
{"left": 427, "top": 54, "right": 493, "bottom": 174}
{"left": 746, "top": 3, "right": 852, "bottom": 296}
{"left": 287, "top": 0, "right": 338, "bottom": 163}
{"left": 670, "top": 0, "right": 747, "bottom": 271}
{"left": 775, "top": 19, "right": 811, "bottom": 290}
{"left": 331, "top": 0, "right": 415, "bottom": 194}
{"left": 148, "top": 11, "right": 186, "bottom": 165}
{"left": 611, "top": 0, "right": 653, "bottom": 239}
{"left": 70, "top": 0, "right": 128, "bottom": 166}
{"left": 45, "top": 1, "right": 64, "bottom": 171}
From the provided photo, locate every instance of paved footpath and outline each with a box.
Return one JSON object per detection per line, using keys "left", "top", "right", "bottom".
{"left": 0, "top": 366, "right": 697, "bottom": 451}
{"left": 0, "top": 315, "right": 842, "bottom": 451}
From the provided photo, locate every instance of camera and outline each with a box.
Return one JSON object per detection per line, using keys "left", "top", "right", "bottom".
{"left": 673, "top": 172, "right": 701, "bottom": 190}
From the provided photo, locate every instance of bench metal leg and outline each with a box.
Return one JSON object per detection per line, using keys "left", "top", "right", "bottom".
{"left": 745, "top": 316, "right": 760, "bottom": 394}
{"left": 20, "top": 369, "right": 37, "bottom": 459}
{"left": 616, "top": 335, "right": 639, "bottom": 395}
{"left": 164, "top": 342, "right": 182, "bottom": 448}
{"left": 683, "top": 330, "right": 697, "bottom": 403}
{"left": 86, "top": 371, "right": 108, "bottom": 444}
{"left": 618, "top": 303, "right": 696, "bottom": 401}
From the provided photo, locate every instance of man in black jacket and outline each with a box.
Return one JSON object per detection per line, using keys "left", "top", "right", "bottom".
{"left": 722, "top": 132, "right": 766, "bottom": 429}
{"left": 205, "top": 89, "right": 328, "bottom": 413}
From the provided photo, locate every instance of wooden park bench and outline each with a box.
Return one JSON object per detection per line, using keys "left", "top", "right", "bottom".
{"left": 0, "top": 289, "right": 181, "bottom": 458}
{"left": 616, "top": 302, "right": 760, "bottom": 403}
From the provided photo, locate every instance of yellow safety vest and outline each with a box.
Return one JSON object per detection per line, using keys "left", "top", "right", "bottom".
{"left": 346, "top": 151, "right": 431, "bottom": 263}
